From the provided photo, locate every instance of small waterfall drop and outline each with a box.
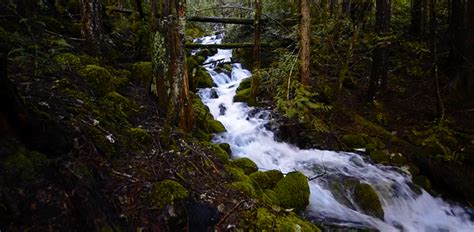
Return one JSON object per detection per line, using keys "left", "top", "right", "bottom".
{"left": 195, "top": 34, "right": 474, "bottom": 231}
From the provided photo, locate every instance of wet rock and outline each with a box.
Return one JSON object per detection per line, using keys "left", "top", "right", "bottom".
{"left": 210, "top": 89, "right": 219, "bottom": 99}
{"left": 413, "top": 175, "right": 432, "bottom": 192}
{"left": 219, "top": 103, "right": 226, "bottom": 115}
{"left": 353, "top": 183, "right": 384, "bottom": 220}
{"left": 231, "top": 157, "right": 258, "bottom": 175}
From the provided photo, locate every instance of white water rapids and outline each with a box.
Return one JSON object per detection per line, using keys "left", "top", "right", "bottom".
{"left": 194, "top": 35, "right": 474, "bottom": 231}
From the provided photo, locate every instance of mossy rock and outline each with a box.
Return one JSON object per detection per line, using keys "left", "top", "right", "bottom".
{"left": 262, "top": 189, "right": 279, "bottom": 205}
{"left": 353, "top": 183, "right": 384, "bottom": 219}
{"left": 273, "top": 172, "right": 310, "bottom": 211}
{"left": 53, "top": 52, "right": 81, "bottom": 71}
{"left": 253, "top": 207, "right": 319, "bottom": 231}
{"left": 369, "top": 149, "right": 390, "bottom": 164}
{"left": 3, "top": 147, "right": 49, "bottom": 182}
{"left": 130, "top": 61, "right": 152, "bottom": 84}
{"left": 192, "top": 97, "right": 226, "bottom": 136}
{"left": 225, "top": 165, "right": 250, "bottom": 182}
{"left": 195, "top": 68, "right": 213, "bottom": 89}
{"left": 236, "top": 78, "right": 252, "bottom": 92}
{"left": 249, "top": 171, "right": 272, "bottom": 189}
{"left": 218, "top": 143, "right": 231, "bottom": 155}
{"left": 100, "top": 91, "right": 138, "bottom": 121}
{"left": 264, "top": 170, "right": 284, "bottom": 188}
{"left": 151, "top": 180, "right": 189, "bottom": 209}
{"left": 413, "top": 175, "right": 432, "bottom": 191}
{"left": 342, "top": 133, "right": 385, "bottom": 150}
{"left": 83, "top": 126, "right": 117, "bottom": 156}
{"left": 228, "top": 181, "right": 256, "bottom": 196}
{"left": 202, "top": 142, "right": 230, "bottom": 163}
{"left": 231, "top": 158, "right": 258, "bottom": 175}
{"left": 79, "top": 55, "right": 101, "bottom": 66}
{"left": 234, "top": 88, "right": 255, "bottom": 106}
{"left": 390, "top": 153, "right": 407, "bottom": 166}
{"left": 80, "top": 65, "right": 115, "bottom": 96}
{"left": 128, "top": 127, "right": 151, "bottom": 144}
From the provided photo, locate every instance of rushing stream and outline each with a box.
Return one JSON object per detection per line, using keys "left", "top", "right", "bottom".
{"left": 194, "top": 34, "right": 474, "bottom": 231}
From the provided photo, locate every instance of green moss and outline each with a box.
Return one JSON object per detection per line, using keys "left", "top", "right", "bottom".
{"left": 128, "top": 127, "right": 151, "bottom": 144}
{"left": 79, "top": 55, "right": 101, "bottom": 65}
{"left": 53, "top": 52, "right": 81, "bottom": 71}
{"left": 130, "top": 61, "right": 152, "bottom": 84}
{"left": 342, "top": 134, "right": 367, "bottom": 148}
{"left": 100, "top": 91, "right": 138, "bottom": 121}
{"left": 83, "top": 126, "right": 117, "bottom": 156}
{"left": 273, "top": 172, "right": 310, "bottom": 211}
{"left": 254, "top": 208, "right": 319, "bottom": 231}
{"left": 3, "top": 147, "right": 48, "bottom": 182}
{"left": 369, "top": 149, "right": 390, "bottom": 164}
{"left": 218, "top": 143, "right": 231, "bottom": 154}
{"left": 80, "top": 65, "right": 115, "bottom": 96}
{"left": 237, "top": 78, "right": 252, "bottom": 92}
{"left": 413, "top": 175, "right": 432, "bottom": 191}
{"left": 249, "top": 171, "right": 272, "bottom": 189}
{"left": 231, "top": 158, "right": 258, "bottom": 175}
{"left": 225, "top": 165, "right": 250, "bottom": 182}
{"left": 192, "top": 97, "right": 226, "bottom": 136}
{"left": 264, "top": 170, "right": 284, "bottom": 188}
{"left": 390, "top": 153, "right": 407, "bottom": 166}
{"left": 195, "top": 68, "right": 213, "bottom": 88}
{"left": 234, "top": 88, "right": 255, "bottom": 106}
{"left": 228, "top": 181, "right": 256, "bottom": 196}
{"left": 353, "top": 183, "right": 384, "bottom": 219}
{"left": 151, "top": 180, "right": 189, "bottom": 209}
{"left": 262, "top": 189, "right": 279, "bottom": 205}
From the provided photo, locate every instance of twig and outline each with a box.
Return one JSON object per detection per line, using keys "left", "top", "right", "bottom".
{"left": 216, "top": 200, "right": 245, "bottom": 228}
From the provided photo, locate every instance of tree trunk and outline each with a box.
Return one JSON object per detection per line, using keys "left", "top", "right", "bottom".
{"left": 462, "top": 0, "right": 474, "bottom": 96}
{"left": 80, "top": 0, "right": 103, "bottom": 51}
{"left": 448, "top": 0, "right": 465, "bottom": 70}
{"left": 368, "top": 0, "right": 391, "bottom": 99}
{"left": 151, "top": 0, "right": 193, "bottom": 132}
{"left": 430, "top": 0, "right": 444, "bottom": 120}
{"left": 299, "top": 0, "right": 311, "bottom": 86}
{"left": 250, "top": 0, "right": 262, "bottom": 102}
{"left": 410, "top": 0, "right": 423, "bottom": 36}
{"left": 134, "top": 0, "right": 145, "bottom": 19}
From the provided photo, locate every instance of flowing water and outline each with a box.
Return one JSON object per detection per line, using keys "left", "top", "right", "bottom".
{"left": 194, "top": 35, "right": 474, "bottom": 231}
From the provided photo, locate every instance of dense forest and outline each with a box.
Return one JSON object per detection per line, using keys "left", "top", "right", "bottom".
{"left": 0, "top": 0, "right": 473, "bottom": 231}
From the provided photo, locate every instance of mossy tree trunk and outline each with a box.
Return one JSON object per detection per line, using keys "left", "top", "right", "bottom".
{"left": 80, "top": 0, "right": 103, "bottom": 52}
{"left": 299, "top": 0, "right": 311, "bottom": 86}
{"left": 250, "top": 0, "right": 261, "bottom": 102}
{"left": 151, "top": 0, "right": 193, "bottom": 133}
{"left": 368, "top": 0, "right": 391, "bottom": 100}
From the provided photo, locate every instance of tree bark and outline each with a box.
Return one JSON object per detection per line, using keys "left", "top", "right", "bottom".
{"left": 134, "top": 0, "right": 145, "bottom": 20}
{"left": 430, "top": 0, "right": 444, "bottom": 120}
{"left": 368, "top": 0, "right": 391, "bottom": 99}
{"left": 462, "top": 0, "right": 474, "bottom": 96}
{"left": 410, "top": 0, "right": 423, "bottom": 36}
{"left": 151, "top": 0, "right": 193, "bottom": 132}
{"left": 448, "top": 0, "right": 465, "bottom": 70}
{"left": 250, "top": 0, "right": 262, "bottom": 101}
{"left": 80, "top": 0, "right": 103, "bottom": 51}
{"left": 299, "top": 0, "right": 311, "bottom": 86}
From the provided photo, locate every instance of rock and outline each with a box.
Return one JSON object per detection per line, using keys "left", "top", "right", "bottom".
{"left": 79, "top": 65, "right": 115, "bottom": 96}
{"left": 210, "top": 89, "right": 219, "bottom": 99}
{"left": 353, "top": 183, "right": 384, "bottom": 219}
{"left": 369, "top": 149, "right": 390, "bottom": 164}
{"left": 342, "top": 134, "right": 366, "bottom": 148}
{"left": 264, "top": 170, "right": 284, "bottom": 188}
{"left": 151, "top": 180, "right": 189, "bottom": 209}
{"left": 413, "top": 175, "right": 432, "bottom": 192}
{"left": 249, "top": 171, "right": 272, "bottom": 189}
{"left": 228, "top": 181, "right": 256, "bottom": 196}
{"left": 185, "top": 200, "right": 218, "bottom": 232}
{"left": 231, "top": 157, "right": 258, "bottom": 175}
{"left": 273, "top": 172, "right": 310, "bottom": 211}
{"left": 254, "top": 207, "right": 320, "bottom": 231}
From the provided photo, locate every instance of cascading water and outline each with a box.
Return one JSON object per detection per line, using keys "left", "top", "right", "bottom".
{"left": 195, "top": 34, "right": 474, "bottom": 231}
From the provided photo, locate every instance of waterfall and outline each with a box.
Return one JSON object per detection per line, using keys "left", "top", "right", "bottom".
{"left": 195, "top": 35, "right": 474, "bottom": 232}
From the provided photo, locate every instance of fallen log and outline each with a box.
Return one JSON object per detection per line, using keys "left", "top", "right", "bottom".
{"left": 185, "top": 42, "right": 274, "bottom": 49}
{"left": 187, "top": 16, "right": 255, "bottom": 25}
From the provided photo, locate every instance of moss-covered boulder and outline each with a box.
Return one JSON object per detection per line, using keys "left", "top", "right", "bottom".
{"left": 53, "top": 52, "right": 81, "bottom": 71}
{"left": 228, "top": 181, "right": 256, "bottom": 197}
{"left": 128, "top": 127, "right": 151, "bottom": 144}
{"left": 369, "top": 149, "right": 390, "bottom": 164}
{"left": 195, "top": 68, "right": 213, "bottom": 89}
{"left": 231, "top": 158, "right": 258, "bottom": 175}
{"left": 100, "top": 91, "right": 138, "bottom": 122}
{"left": 130, "top": 61, "right": 152, "bottom": 84}
{"left": 225, "top": 165, "right": 250, "bottom": 182}
{"left": 192, "top": 97, "right": 226, "bottom": 139}
{"left": 264, "top": 170, "right": 284, "bottom": 188}
{"left": 413, "top": 175, "right": 432, "bottom": 192}
{"left": 353, "top": 183, "right": 384, "bottom": 219}
{"left": 249, "top": 171, "right": 271, "bottom": 189}
{"left": 151, "top": 180, "right": 189, "bottom": 209}
{"left": 3, "top": 147, "right": 49, "bottom": 182}
{"left": 273, "top": 172, "right": 310, "bottom": 211}
{"left": 253, "top": 207, "right": 319, "bottom": 231}
{"left": 80, "top": 65, "right": 115, "bottom": 96}
{"left": 342, "top": 134, "right": 367, "bottom": 148}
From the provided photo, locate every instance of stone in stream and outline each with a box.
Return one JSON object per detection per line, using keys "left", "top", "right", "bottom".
{"left": 219, "top": 103, "right": 226, "bottom": 115}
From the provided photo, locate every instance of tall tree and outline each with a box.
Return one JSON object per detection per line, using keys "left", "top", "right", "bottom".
{"left": 368, "top": 0, "right": 391, "bottom": 99}
{"left": 80, "top": 0, "right": 103, "bottom": 50}
{"left": 448, "top": 0, "right": 465, "bottom": 70}
{"left": 250, "top": 0, "right": 262, "bottom": 102}
{"left": 463, "top": 0, "right": 474, "bottom": 96}
{"left": 151, "top": 0, "right": 193, "bottom": 132}
{"left": 410, "top": 0, "right": 423, "bottom": 36}
{"left": 299, "top": 0, "right": 311, "bottom": 86}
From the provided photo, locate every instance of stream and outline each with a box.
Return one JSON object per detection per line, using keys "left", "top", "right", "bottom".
{"left": 194, "top": 34, "right": 474, "bottom": 231}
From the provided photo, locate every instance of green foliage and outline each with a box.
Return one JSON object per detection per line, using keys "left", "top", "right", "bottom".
{"left": 128, "top": 127, "right": 151, "bottom": 144}
{"left": 80, "top": 65, "right": 115, "bottom": 96}
{"left": 273, "top": 172, "right": 310, "bottom": 211}
{"left": 412, "top": 121, "right": 463, "bottom": 163}
{"left": 3, "top": 147, "right": 49, "bottom": 182}
{"left": 151, "top": 180, "right": 189, "bottom": 209}
{"left": 53, "top": 52, "right": 81, "bottom": 71}
{"left": 130, "top": 61, "right": 152, "bottom": 84}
